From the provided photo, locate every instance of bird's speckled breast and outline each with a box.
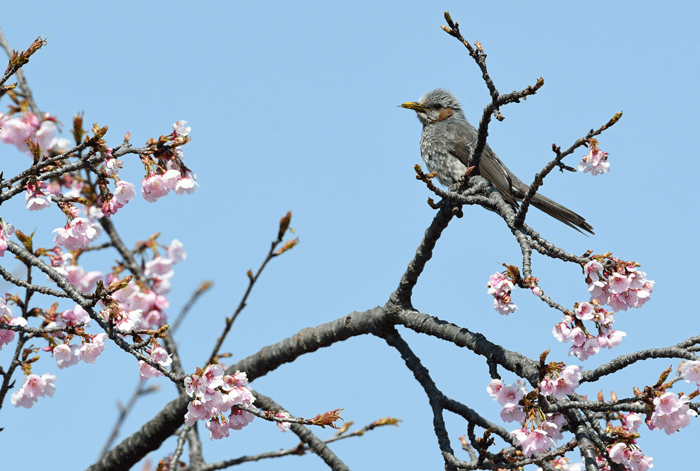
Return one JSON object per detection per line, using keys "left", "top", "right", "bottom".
{"left": 419, "top": 123, "right": 469, "bottom": 187}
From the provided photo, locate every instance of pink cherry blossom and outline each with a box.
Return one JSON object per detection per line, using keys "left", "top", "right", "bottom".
{"left": 486, "top": 379, "right": 504, "bottom": 397}
{"left": 500, "top": 404, "right": 526, "bottom": 423}
{"left": 512, "top": 427, "right": 556, "bottom": 457}
{"left": 0, "top": 220, "right": 15, "bottom": 257}
{"left": 53, "top": 343, "right": 80, "bottom": 369}
{"left": 680, "top": 360, "right": 700, "bottom": 386}
{"left": 167, "top": 239, "right": 186, "bottom": 263}
{"left": 185, "top": 374, "right": 206, "bottom": 398}
{"left": 541, "top": 365, "right": 582, "bottom": 399}
{"left": 487, "top": 273, "right": 518, "bottom": 314}
{"left": 185, "top": 398, "right": 212, "bottom": 425}
{"left": 568, "top": 336, "right": 600, "bottom": 361}
{"left": 649, "top": 392, "right": 696, "bottom": 434}
{"left": 495, "top": 383, "right": 525, "bottom": 407}
{"left": 608, "top": 443, "right": 631, "bottom": 464}
{"left": 138, "top": 346, "right": 173, "bottom": 378}
{"left": 275, "top": 412, "right": 292, "bottom": 432}
{"left": 226, "top": 386, "right": 254, "bottom": 406}
{"left": 0, "top": 316, "right": 26, "bottom": 349}
{"left": 578, "top": 141, "right": 610, "bottom": 176}
{"left": 624, "top": 413, "right": 643, "bottom": 433}
{"left": 174, "top": 172, "right": 197, "bottom": 195}
{"left": 105, "top": 158, "right": 123, "bottom": 176}
{"left": 0, "top": 113, "right": 38, "bottom": 153}
{"left": 162, "top": 169, "right": 181, "bottom": 190}
{"left": 228, "top": 407, "right": 255, "bottom": 431}
{"left": 10, "top": 373, "right": 56, "bottom": 408}
{"left": 53, "top": 217, "right": 102, "bottom": 250}
{"left": 25, "top": 181, "right": 52, "bottom": 211}
{"left": 78, "top": 333, "right": 107, "bottom": 364}
{"left": 552, "top": 322, "right": 572, "bottom": 343}
{"left": 173, "top": 120, "right": 191, "bottom": 137}
{"left": 202, "top": 364, "right": 224, "bottom": 389}
{"left": 113, "top": 180, "right": 136, "bottom": 205}
{"left": 141, "top": 174, "right": 170, "bottom": 202}
{"left": 206, "top": 415, "right": 231, "bottom": 440}
{"left": 609, "top": 442, "right": 653, "bottom": 471}
{"left": 539, "top": 377, "right": 556, "bottom": 396}
{"left": 144, "top": 256, "right": 174, "bottom": 277}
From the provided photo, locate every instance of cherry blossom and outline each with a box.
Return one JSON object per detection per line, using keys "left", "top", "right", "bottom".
{"left": 138, "top": 346, "right": 173, "bottom": 379}
{"left": 0, "top": 315, "right": 26, "bottom": 349}
{"left": 228, "top": 408, "right": 256, "bottom": 431}
{"left": 609, "top": 443, "right": 653, "bottom": 471}
{"left": 173, "top": 120, "right": 191, "bottom": 137}
{"left": 174, "top": 171, "right": 197, "bottom": 195}
{"left": 275, "top": 412, "right": 292, "bottom": 432}
{"left": 0, "top": 220, "right": 15, "bottom": 257}
{"left": 202, "top": 364, "right": 225, "bottom": 389}
{"left": 141, "top": 173, "right": 170, "bottom": 202}
{"left": 78, "top": 333, "right": 108, "bottom": 364}
{"left": 512, "top": 427, "right": 557, "bottom": 457}
{"left": 206, "top": 415, "right": 231, "bottom": 440}
{"left": 540, "top": 365, "right": 582, "bottom": 399}
{"left": 167, "top": 239, "right": 186, "bottom": 263}
{"left": 10, "top": 373, "right": 56, "bottom": 408}
{"left": 680, "top": 360, "right": 700, "bottom": 386}
{"left": 487, "top": 272, "right": 517, "bottom": 315}
{"left": 53, "top": 343, "right": 80, "bottom": 369}
{"left": 184, "top": 368, "right": 256, "bottom": 439}
{"left": 25, "top": 181, "right": 52, "bottom": 211}
{"left": 649, "top": 392, "right": 696, "bottom": 434}
{"left": 578, "top": 139, "right": 610, "bottom": 176}
{"left": 0, "top": 112, "right": 70, "bottom": 157}
{"left": 53, "top": 217, "right": 102, "bottom": 250}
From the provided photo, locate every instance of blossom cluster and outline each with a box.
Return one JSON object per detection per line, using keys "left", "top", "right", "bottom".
{"left": 53, "top": 216, "right": 103, "bottom": 250}
{"left": 608, "top": 443, "right": 653, "bottom": 471}
{"left": 584, "top": 258, "right": 654, "bottom": 313}
{"left": 486, "top": 272, "right": 517, "bottom": 315}
{"left": 50, "top": 248, "right": 103, "bottom": 292}
{"left": 551, "top": 257, "right": 654, "bottom": 361}
{"left": 578, "top": 139, "right": 609, "bottom": 176}
{"left": 538, "top": 364, "right": 583, "bottom": 399}
{"left": 602, "top": 412, "right": 652, "bottom": 470}
{"left": 487, "top": 378, "right": 570, "bottom": 457}
{"left": 0, "top": 112, "right": 71, "bottom": 157}
{"left": 648, "top": 391, "right": 697, "bottom": 435}
{"left": 141, "top": 121, "right": 197, "bottom": 203}
{"left": 138, "top": 345, "right": 173, "bottom": 379}
{"left": 0, "top": 110, "right": 201, "bottom": 417}
{"left": 10, "top": 373, "right": 56, "bottom": 408}
{"left": 10, "top": 238, "right": 185, "bottom": 400}
{"left": 552, "top": 301, "right": 626, "bottom": 361}
{"left": 184, "top": 365, "right": 257, "bottom": 440}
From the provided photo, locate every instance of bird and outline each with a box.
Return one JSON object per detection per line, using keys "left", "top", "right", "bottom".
{"left": 400, "top": 88, "right": 594, "bottom": 234}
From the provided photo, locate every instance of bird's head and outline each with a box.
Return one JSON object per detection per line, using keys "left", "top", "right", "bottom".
{"left": 399, "top": 88, "right": 463, "bottom": 126}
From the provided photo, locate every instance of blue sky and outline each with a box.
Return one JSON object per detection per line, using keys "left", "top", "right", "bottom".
{"left": 1, "top": 1, "right": 699, "bottom": 470}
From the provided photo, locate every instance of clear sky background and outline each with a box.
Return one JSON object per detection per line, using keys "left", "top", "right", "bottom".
{"left": 1, "top": 1, "right": 699, "bottom": 470}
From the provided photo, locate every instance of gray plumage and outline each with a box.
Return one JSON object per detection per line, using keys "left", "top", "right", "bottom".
{"left": 401, "top": 88, "right": 593, "bottom": 234}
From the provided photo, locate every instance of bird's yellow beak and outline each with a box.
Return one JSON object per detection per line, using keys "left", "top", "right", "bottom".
{"left": 399, "top": 101, "right": 427, "bottom": 111}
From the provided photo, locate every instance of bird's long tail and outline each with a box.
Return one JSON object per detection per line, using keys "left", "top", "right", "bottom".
{"left": 530, "top": 193, "right": 594, "bottom": 235}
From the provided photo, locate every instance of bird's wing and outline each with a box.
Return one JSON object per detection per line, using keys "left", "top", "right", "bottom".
{"left": 443, "top": 115, "right": 594, "bottom": 234}
{"left": 444, "top": 119, "right": 520, "bottom": 208}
